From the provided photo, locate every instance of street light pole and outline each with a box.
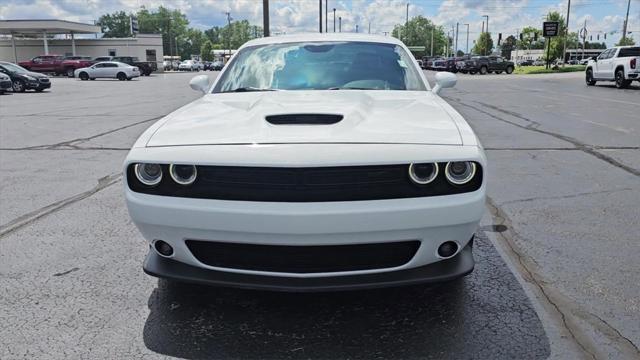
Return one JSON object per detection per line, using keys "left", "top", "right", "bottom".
{"left": 333, "top": 8, "right": 336, "bottom": 32}
{"left": 562, "top": 0, "right": 571, "bottom": 64}
{"left": 464, "top": 23, "right": 469, "bottom": 54}
{"left": 356, "top": 24, "right": 359, "bottom": 33}
{"left": 483, "top": 15, "right": 489, "bottom": 34}
{"left": 325, "top": 0, "right": 328, "bottom": 33}
{"left": 622, "top": 0, "right": 631, "bottom": 42}
{"left": 455, "top": 22, "right": 459, "bottom": 56}
{"left": 263, "top": 0, "right": 269, "bottom": 37}
{"left": 339, "top": 16, "right": 342, "bottom": 32}
{"left": 405, "top": 2, "right": 409, "bottom": 42}
{"left": 319, "top": 0, "right": 322, "bottom": 33}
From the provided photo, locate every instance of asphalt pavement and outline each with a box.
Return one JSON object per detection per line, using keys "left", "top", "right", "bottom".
{"left": 1, "top": 70, "right": 638, "bottom": 359}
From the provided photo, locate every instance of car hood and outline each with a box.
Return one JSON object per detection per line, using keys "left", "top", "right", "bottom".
{"left": 20, "top": 71, "right": 48, "bottom": 79}
{"left": 146, "top": 91, "right": 463, "bottom": 147}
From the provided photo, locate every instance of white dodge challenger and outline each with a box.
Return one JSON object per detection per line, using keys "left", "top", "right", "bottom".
{"left": 124, "top": 34, "right": 486, "bottom": 291}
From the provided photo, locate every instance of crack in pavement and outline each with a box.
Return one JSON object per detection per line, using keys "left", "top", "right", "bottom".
{"left": 499, "top": 188, "right": 634, "bottom": 205}
{"left": 444, "top": 96, "right": 640, "bottom": 177}
{"left": 488, "top": 198, "right": 640, "bottom": 359}
{"left": 0, "top": 173, "right": 122, "bottom": 238}
{"left": 1, "top": 115, "right": 163, "bottom": 151}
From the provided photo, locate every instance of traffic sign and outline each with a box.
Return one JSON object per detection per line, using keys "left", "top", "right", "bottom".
{"left": 130, "top": 16, "right": 139, "bottom": 34}
{"left": 543, "top": 21, "right": 559, "bottom": 37}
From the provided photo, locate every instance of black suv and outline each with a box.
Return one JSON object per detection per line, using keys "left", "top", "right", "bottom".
{"left": 459, "top": 56, "right": 515, "bottom": 75}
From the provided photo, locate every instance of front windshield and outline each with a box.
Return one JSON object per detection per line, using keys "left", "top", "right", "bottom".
{"left": 1, "top": 63, "right": 28, "bottom": 73}
{"left": 213, "top": 41, "right": 426, "bottom": 92}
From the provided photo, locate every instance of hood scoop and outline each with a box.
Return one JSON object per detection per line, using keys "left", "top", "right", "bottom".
{"left": 265, "top": 114, "right": 343, "bottom": 125}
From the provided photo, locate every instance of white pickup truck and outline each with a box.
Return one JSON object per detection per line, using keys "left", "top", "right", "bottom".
{"left": 586, "top": 46, "right": 640, "bottom": 88}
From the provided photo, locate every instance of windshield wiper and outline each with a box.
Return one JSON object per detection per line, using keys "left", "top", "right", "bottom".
{"left": 222, "top": 87, "right": 277, "bottom": 93}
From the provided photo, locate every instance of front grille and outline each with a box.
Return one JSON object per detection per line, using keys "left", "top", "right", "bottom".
{"left": 127, "top": 163, "right": 483, "bottom": 202}
{"left": 39, "top": 78, "right": 50, "bottom": 83}
{"left": 186, "top": 240, "right": 421, "bottom": 273}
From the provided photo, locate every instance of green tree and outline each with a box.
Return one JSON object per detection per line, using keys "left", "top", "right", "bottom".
{"left": 180, "top": 28, "right": 206, "bottom": 58}
{"left": 472, "top": 32, "right": 494, "bottom": 55}
{"left": 501, "top": 35, "right": 517, "bottom": 59}
{"left": 617, "top": 36, "right": 636, "bottom": 46}
{"left": 136, "top": 6, "right": 189, "bottom": 57}
{"left": 518, "top": 26, "right": 544, "bottom": 50}
{"left": 391, "top": 16, "right": 448, "bottom": 57}
{"left": 201, "top": 40, "right": 214, "bottom": 61}
{"left": 97, "top": 11, "right": 132, "bottom": 37}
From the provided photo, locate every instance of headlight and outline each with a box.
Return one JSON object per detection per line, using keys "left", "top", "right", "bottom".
{"left": 408, "top": 163, "right": 438, "bottom": 185}
{"left": 445, "top": 161, "right": 476, "bottom": 185}
{"left": 169, "top": 164, "right": 197, "bottom": 185}
{"left": 134, "top": 163, "right": 163, "bottom": 186}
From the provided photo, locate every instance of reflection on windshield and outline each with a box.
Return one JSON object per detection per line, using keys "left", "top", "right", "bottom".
{"left": 213, "top": 41, "right": 426, "bottom": 92}
{"left": 1, "top": 63, "right": 28, "bottom": 73}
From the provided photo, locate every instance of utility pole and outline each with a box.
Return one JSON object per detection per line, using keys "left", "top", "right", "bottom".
{"left": 263, "top": 0, "right": 269, "bottom": 37}
{"left": 333, "top": 8, "right": 336, "bottom": 32}
{"left": 319, "top": 0, "right": 322, "bottom": 33}
{"left": 464, "top": 23, "right": 469, "bottom": 54}
{"left": 325, "top": 0, "right": 328, "bottom": 32}
{"left": 455, "top": 22, "right": 459, "bottom": 56}
{"left": 430, "top": 28, "right": 434, "bottom": 56}
{"left": 481, "top": 21, "right": 484, "bottom": 34}
{"left": 339, "top": 16, "right": 342, "bottom": 32}
{"left": 369, "top": 21, "right": 371, "bottom": 34}
{"left": 405, "top": 2, "right": 409, "bottom": 42}
{"left": 356, "top": 24, "right": 359, "bottom": 33}
{"left": 225, "top": 12, "right": 232, "bottom": 58}
{"left": 622, "top": 0, "right": 631, "bottom": 42}
{"left": 562, "top": 0, "right": 571, "bottom": 65}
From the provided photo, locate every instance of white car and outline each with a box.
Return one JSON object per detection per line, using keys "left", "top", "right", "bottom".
{"left": 75, "top": 61, "right": 140, "bottom": 81}
{"left": 124, "top": 34, "right": 486, "bottom": 291}
{"left": 178, "top": 60, "right": 200, "bottom": 71}
{"left": 586, "top": 46, "right": 640, "bottom": 88}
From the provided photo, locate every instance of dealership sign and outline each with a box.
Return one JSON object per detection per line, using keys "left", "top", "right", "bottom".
{"left": 543, "top": 21, "right": 559, "bottom": 37}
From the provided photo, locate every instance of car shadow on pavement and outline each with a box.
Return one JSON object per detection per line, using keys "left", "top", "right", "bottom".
{"left": 142, "top": 232, "right": 550, "bottom": 359}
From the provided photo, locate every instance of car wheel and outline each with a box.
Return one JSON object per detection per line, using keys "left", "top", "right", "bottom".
{"left": 117, "top": 72, "right": 127, "bottom": 81}
{"left": 586, "top": 69, "right": 596, "bottom": 86}
{"left": 66, "top": 68, "right": 75, "bottom": 77}
{"left": 480, "top": 66, "right": 488, "bottom": 75}
{"left": 506, "top": 66, "right": 514, "bottom": 74}
{"left": 126, "top": 77, "right": 132, "bottom": 81}
{"left": 90, "top": 78, "right": 96, "bottom": 80}
{"left": 615, "top": 69, "right": 631, "bottom": 89}
{"left": 79, "top": 72, "right": 89, "bottom": 80}
{"left": 12, "top": 79, "right": 25, "bottom": 92}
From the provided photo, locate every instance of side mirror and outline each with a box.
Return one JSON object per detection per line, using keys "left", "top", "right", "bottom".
{"left": 432, "top": 72, "right": 457, "bottom": 95}
{"left": 189, "top": 75, "right": 210, "bottom": 94}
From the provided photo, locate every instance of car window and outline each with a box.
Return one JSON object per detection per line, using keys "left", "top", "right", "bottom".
{"left": 496, "top": 57, "right": 503, "bottom": 63}
{"left": 94, "top": 63, "right": 104, "bottom": 68}
{"left": 597, "top": 50, "right": 610, "bottom": 60}
{"left": 618, "top": 47, "right": 640, "bottom": 57}
{"left": 32, "top": 57, "right": 42, "bottom": 63}
{"left": 104, "top": 63, "right": 118, "bottom": 68}
{"left": 214, "top": 41, "right": 426, "bottom": 92}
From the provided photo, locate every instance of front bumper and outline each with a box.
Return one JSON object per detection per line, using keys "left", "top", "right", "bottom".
{"left": 143, "top": 238, "right": 475, "bottom": 292}
{"left": 0, "top": 80, "right": 11, "bottom": 90}
{"left": 26, "top": 80, "right": 51, "bottom": 90}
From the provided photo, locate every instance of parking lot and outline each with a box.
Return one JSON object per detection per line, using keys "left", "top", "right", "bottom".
{"left": 1, "top": 71, "right": 639, "bottom": 359}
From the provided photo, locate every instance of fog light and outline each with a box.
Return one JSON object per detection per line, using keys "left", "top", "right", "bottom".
{"left": 437, "top": 241, "right": 459, "bottom": 258}
{"left": 154, "top": 240, "right": 174, "bottom": 257}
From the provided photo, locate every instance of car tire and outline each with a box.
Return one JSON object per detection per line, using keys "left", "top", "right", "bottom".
{"left": 12, "top": 79, "right": 25, "bottom": 92}
{"left": 615, "top": 69, "right": 631, "bottom": 89}
{"left": 480, "top": 66, "right": 488, "bottom": 75}
{"left": 66, "top": 68, "right": 75, "bottom": 77}
{"left": 586, "top": 69, "right": 596, "bottom": 86}
{"left": 79, "top": 72, "right": 89, "bottom": 81}
{"left": 117, "top": 72, "right": 127, "bottom": 81}
{"left": 35, "top": 88, "right": 44, "bottom": 92}
{"left": 126, "top": 77, "right": 132, "bottom": 81}
{"left": 90, "top": 78, "right": 96, "bottom": 80}
{"left": 505, "top": 66, "right": 514, "bottom": 74}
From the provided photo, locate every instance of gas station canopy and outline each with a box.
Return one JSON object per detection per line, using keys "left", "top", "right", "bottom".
{"left": 0, "top": 19, "right": 101, "bottom": 35}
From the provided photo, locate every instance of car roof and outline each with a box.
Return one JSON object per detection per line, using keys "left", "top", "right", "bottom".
{"left": 242, "top": 33, "right": 403, "bottom": 48}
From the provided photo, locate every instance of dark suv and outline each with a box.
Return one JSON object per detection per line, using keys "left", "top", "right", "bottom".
{"left": 459, "top": 56, "right": 515, "bottom": 75}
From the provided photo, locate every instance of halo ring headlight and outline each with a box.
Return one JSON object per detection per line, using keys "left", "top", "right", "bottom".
{"left": 408, "top": 163, "right": 439, "bottom": 185}
{"left": 445, "top": 161, "right": 476, "bottom": 185}
{"left": 169, "top": 164, "right": 197, "bottom": 185}
{"left": 134, "top": 163, "right": 162, "bottom": 186}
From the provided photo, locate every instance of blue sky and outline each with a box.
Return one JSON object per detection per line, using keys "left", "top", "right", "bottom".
{"left": 0, "top": 0, "right": 637, "bottom": 48}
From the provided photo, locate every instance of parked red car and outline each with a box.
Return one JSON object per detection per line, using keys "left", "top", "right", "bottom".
{"left": 18, "top": 55, "right": 64, "bottom": 74}
{"left": 59, "top": 56, "right": 94, "bottom": 77}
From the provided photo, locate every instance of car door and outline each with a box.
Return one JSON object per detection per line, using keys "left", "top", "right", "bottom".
{"left": 594, "top": 49, "right": 612, "bottom": 79}
{"left": 102, "top": 63, "right": 119, "bottom": 78}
